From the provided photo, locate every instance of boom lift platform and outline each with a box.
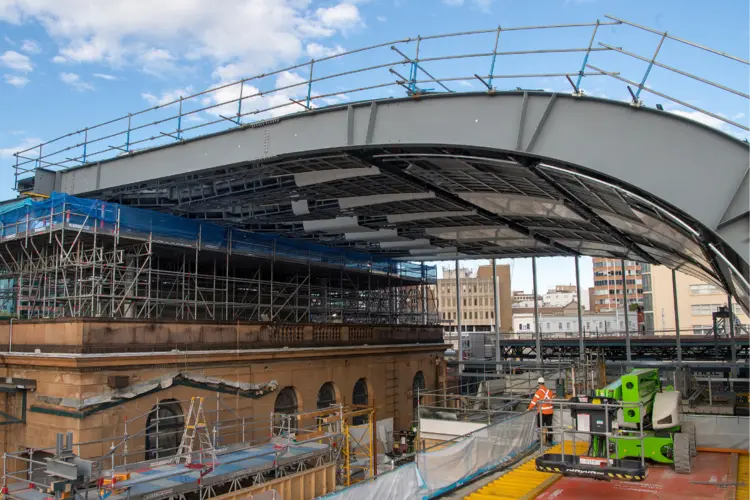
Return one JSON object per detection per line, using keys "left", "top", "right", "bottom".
{"left": 536, "top": 368, "right": 696, "bottom": 481}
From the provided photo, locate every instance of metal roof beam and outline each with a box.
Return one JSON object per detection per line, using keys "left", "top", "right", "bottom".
{"left": 529, "top": 164, "right": 658, "bottom": 264}
{"left": 352, "top": 153, "right": 580, "bottom": 257}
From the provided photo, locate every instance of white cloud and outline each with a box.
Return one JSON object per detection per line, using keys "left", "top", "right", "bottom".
{"left": 20, "top": 39, "right": 41, "bottom": 54}
{"left": 51, "top": 55, "right": 66, "bottom": 63}
{"left": 473, "top": 0, "right": 492, "bottom": 11}
{"left": 376, "top": 15, "right": 387, "bottom": 22}
{"left": 60, "top": 72, "right": 94, "bottom": 91}
{"left": 139, "top": 48, "right": 180, "bottom": 77}
{"left": 0, "top": 50, "right": 32, "bottom": 72}
{"left": 669, "top": 109, "right": 747, "bottom": 140}
{"left": 0, "top": 137, "right": 42, "bottom": 159}
{"left": 93, "top": 73, "right": 117, "bottom": 80}
{"left": 442, "top": 0, "right": 491, "bottom": 10}
{"left": 315, "top": 3, "right": 362, "bottom": 30}
{"left": 201, "top": 70, "right": 321, "bottom": 121}
{"left": 3, "top": 73, "right": 29, "bottom": 87}
{"left": 0, "top": 1, "right": 363, "bottom": 83}
{"left": 305, "top": 43, "right": 345, "bottom": 59}
{"left": 669, "top": 109, "right": 726, "bottom": 129}
{"left": 458, "top": 80, "right": 474, "bottom": 89}
{"left": 141, "top": 86, "right": 194, "bottom": 107}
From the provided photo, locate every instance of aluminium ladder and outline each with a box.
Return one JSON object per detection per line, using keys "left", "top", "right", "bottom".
{"left": 173, "top": 396, "right": 217, "bottom": 466}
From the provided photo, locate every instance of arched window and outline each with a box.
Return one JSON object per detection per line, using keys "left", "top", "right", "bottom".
{"left": 145, "top": 400, "right": 184, "bottom": 460}
{"left": 352, "top": 378, "right": 369, "bottom": 425}
{"left": 275, "top": 386, "right": 299, "bottom": 414}
{"left": 412, "top": 371, "right": 426, "bottom": 418}
{"left": 317, "top": 382, "right": 338, "bottom": 409}
{"left": 274, "top": 386, "right": 299, "bottom": 430}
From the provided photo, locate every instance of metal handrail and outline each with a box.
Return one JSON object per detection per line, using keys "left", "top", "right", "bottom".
{"left": 9, "top": 16, "right": 748, "bottom": 188}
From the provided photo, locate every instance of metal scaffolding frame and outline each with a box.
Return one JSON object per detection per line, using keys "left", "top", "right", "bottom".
{"left": 2, "top": 397, "right": 345, "bottom": 500}
{"left": 0, "top": 199, "right": 437, "bottom": 324}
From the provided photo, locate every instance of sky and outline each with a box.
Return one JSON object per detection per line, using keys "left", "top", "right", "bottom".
{"left": 0, "top": 0, "right": 747, "bottom": 293}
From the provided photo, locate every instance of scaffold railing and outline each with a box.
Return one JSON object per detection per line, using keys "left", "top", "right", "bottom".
{"left": 9, "top": 15, "right": 748, "bottom": 187}
{"left": 1, "top": 397, "right": 345, "bottom": 500}
{"left": 0, "top": 192, "right": 434, "bottom": 281}
{"left": 0, "top": 193, "right": 438, "bottom": 323}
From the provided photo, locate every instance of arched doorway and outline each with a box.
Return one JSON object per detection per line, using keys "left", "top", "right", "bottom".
{"left": 352, "top": 378, "right": 369, "bottom": 425}
{"left": 317, "top": 382, "right": 338, "bottom": 409}
{"left": 274, "top": 386, "right": 299, "bottom": 431}
{"left": 145, "top": 400, "right": 184, "bottom": 460}
{"left": 412, "top": 371, "right": 426, "bottom": 422}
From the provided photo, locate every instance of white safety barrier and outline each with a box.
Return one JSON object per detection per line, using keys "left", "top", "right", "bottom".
{"left": 684, "top": 414, "right": 750, "bottom": 450}
{"left": 418, "top": 411, "right": 535, "bottom": 494}
{"left": 322, "top": 411, "right": 536, "bottom": 500}
{"left": 326, "top": 463, "right": 424, "bottom": 500}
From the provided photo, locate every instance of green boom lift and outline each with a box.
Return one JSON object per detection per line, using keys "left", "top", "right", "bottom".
{"left": 536, "top": 368, "right": 696, "bottom": 480}
{"left": 596, "top": 368, "right": 695, "bottom": 471}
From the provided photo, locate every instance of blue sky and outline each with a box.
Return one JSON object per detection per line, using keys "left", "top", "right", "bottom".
{"left": 0, "top": 0, "right": 747, "bottom": 292}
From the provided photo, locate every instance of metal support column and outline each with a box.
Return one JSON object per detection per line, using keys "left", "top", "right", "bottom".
{"left": 422, "top": 263, "right": 428, "bottom": 326}
{"left": 621, "top": 260, "right": 631, "bottom": 362}
{"left": 672, "top": 269, "right": 682, "bottom": 363}
{"left": 492, "top": 258, "right": 501, "bottom": 373}
{"left": 532, "top": 257, "right": 541, "bottom": 363}
{"left": 728, "top": 294, "right": 737, "bottom": 384}
{"left": 575, "top": 257, "right": 584, "bottom": 360}
{"left": 455, "top": 260, "right": 463, "bottom": 380}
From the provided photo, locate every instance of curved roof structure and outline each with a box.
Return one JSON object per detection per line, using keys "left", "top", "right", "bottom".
{"left": 28, "top": 92, "right": 750, "bottom": 312}
{"left": 12, "top": 17, "right": 749, "bottom": 311}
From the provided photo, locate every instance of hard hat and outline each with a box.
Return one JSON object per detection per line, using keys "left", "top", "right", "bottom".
{"left": 537, "top": 377, "right": 545, "bottom": 384}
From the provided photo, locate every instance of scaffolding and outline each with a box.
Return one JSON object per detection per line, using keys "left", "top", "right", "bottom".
{"left": 0, "top": 194, "right": 437, "bottom": 324}
{"left": 269, "top": 403, "right": 377, "bottom": 487}
{"left": 1, "top": 397, "right": 345, "bottom": 500}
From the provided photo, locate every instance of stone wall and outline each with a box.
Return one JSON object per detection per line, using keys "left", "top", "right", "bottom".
{"left": 0, "top": 343, "right": 446, "bottom": 463}
{"left": 0, "top": 319, "right": 444, "bottom": 353}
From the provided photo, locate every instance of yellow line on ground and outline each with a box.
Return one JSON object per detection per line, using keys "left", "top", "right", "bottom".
{"left": 464, "top": 441, "right": 589, "bottom": 500}
{"left": 736, "top": 454, "right": 749, "bottom": 500}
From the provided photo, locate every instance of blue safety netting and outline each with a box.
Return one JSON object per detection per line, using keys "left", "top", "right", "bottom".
{"left": 0, "top": 192, "right": 436, "bottom": 282}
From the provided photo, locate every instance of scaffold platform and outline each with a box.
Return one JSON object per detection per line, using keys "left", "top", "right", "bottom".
{"left": 6, "top": 441, "right": 330, "bottom": 500}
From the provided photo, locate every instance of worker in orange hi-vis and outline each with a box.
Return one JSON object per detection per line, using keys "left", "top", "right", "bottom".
{"left": 528, "top": 377, "right": 556, "bottom": 445}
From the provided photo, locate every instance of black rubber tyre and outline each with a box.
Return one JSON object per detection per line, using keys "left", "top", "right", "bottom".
{"left": 673, "top": 432, "right": 692, "bottom": 474}
{"left": 681, "top": 421, "right": 697, "bottom": 457}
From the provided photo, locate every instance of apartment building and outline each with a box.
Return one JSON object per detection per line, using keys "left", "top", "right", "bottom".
{"left": 512, "top": 307, "right": 637, "bottom": 336}
{"left": 543, "top": 285, "right": 578, "bottom": 307}
{"left": 512, "top": 290, "right": 537, "bottom": 304}
{"left": 591, "top": 257, "right": 644, "bottom": 313}
{"left": 436, "top": 264, "right": 513, "bottom": 349}
{"left": 642, "top": 264, "right": 749, "bottom": 335}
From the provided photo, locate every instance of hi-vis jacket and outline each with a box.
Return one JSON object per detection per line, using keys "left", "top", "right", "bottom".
{"left": 527, "top": 385, "right": 555, "bottom": 415}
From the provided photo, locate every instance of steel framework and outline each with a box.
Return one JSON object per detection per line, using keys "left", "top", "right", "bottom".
{"left": 10, "top": 15, "right": 747, "bottom": 184}
{"left": 0, "top": 197, "right": 437, "bottom": 324}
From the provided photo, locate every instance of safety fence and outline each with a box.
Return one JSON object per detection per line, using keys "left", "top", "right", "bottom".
{"left": 10, "top": 15, "right": 748, "bottom": 187}
{"left": 321, "top": 410, "right": 536, "bottom": 500}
